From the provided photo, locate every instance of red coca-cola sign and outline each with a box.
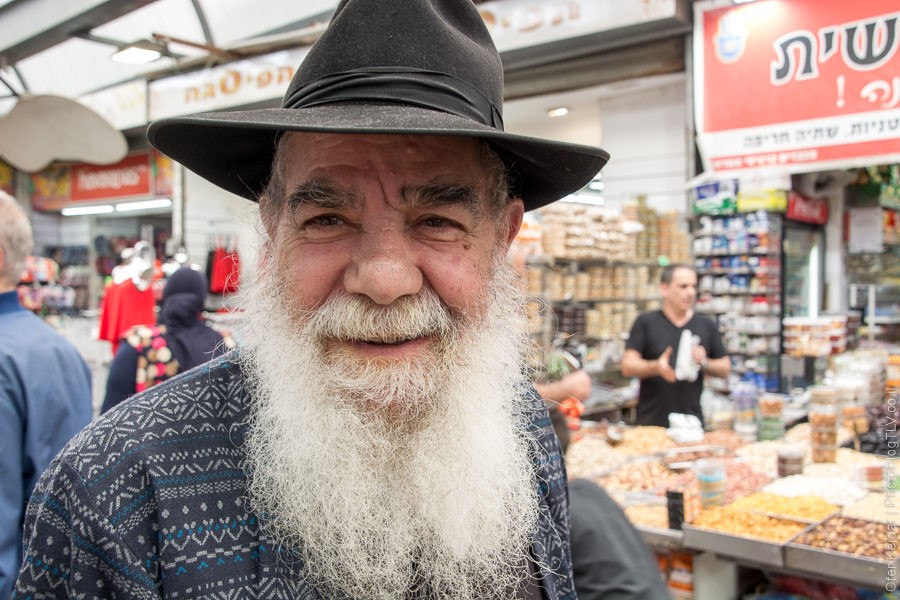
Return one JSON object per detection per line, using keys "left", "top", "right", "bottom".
{"left": 787, "top": 191, "right": 829, "bottom": 225}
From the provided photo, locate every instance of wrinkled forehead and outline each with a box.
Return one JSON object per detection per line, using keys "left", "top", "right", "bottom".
{"left": 280, "top": 131, "right": 482, "bottom": 169}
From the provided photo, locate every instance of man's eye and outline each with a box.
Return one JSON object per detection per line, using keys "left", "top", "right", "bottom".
{"left": 305, "top": 214, "right": 344, "bottom": 227}
{"left": 421, "top": 216, "right": 461, "bottom": 229}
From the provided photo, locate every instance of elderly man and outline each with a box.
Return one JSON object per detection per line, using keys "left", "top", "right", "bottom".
{"left": 0, "top": 192, "right": 92, "bottom": 598}
{"left": 16, "top": 0, "right": 607, "bottom": 598}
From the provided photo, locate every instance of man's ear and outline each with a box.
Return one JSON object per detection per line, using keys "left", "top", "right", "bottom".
{"left": 503, "top": 198, "right": 525, "bottom": 248}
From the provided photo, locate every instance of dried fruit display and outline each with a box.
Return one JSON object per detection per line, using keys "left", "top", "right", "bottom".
{"left": 728, "top": 492, "right": 837, "bottom": 521}
{"left": 691, "top": 506, "right": 807, "bottom": 542}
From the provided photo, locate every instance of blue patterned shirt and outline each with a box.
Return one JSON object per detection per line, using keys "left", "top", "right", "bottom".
{"left": 15, "top": 351, "right": 574, "bottom": 599}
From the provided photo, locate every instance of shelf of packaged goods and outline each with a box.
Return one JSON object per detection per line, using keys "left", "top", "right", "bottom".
{"left": 696, "top": 309, "right": 781, "bottom": 316}
{"left": 694, "top": 250, "right": 775, "bottom": 258}
{"left": 699, "top": 289, "right": 776, "bottom": 296}
{"left": 535, "top": 257, "right": 661, "bottom": 268}
{"left": 692, "top": 229, "right": 773, "bottom": 238}
{"left": 696, "top": 268, "right": 778, "bottom": 276}
{"left": 553, "top": 332, "right": 629, "bottom": 342}
{"left": 732, "top": 367, "right": 775, "bottom": 376}
{"left": 548, "top": 297, "right": 661, "bottom": 304}
{"left": 868, "top": 316, "right": 900, "bottom": 324}
{"left": 729, "top": 330, "right": 781, "bottom": 336}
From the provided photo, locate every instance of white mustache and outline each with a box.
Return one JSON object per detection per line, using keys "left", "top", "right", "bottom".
{"left": 303, "top": 290, "right": 457, "bottom": 344}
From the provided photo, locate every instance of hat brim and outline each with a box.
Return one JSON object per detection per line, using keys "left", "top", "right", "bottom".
{"left": 147, "top": 103, "right": 609, "bottom": 212}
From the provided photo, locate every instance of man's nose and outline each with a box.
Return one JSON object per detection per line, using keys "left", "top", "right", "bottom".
{"left": 343, "top": 228, "right": 423, "bottom": 305}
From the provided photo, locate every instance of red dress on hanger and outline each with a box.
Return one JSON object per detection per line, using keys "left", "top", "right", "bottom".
{"left": 98, "top": 279, "right": 156, "bottom": 355}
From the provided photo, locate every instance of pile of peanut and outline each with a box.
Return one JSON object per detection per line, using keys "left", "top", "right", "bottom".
{"left": 793, "top": 516, "right": 893, "bottom": 559}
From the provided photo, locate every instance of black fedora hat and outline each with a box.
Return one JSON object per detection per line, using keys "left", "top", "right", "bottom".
{"left": 147, "top": 0, "right": 609, "bottom": 212}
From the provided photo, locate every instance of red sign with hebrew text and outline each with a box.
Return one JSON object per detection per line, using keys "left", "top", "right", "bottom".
{"left": 694, "top": 0, "right": 900, "bottom": 174}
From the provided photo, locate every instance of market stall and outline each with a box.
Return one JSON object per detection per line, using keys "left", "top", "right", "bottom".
{"left": 565, "top": 377, "right": 899, "bottom": 599}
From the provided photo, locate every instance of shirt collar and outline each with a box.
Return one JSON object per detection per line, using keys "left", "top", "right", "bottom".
{"left": 0, "top": 290, "right": 26, "bottom": 315}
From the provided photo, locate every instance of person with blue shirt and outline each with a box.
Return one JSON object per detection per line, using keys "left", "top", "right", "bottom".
{"left": 0, "top": 191, "right": 93, "bottom": 598}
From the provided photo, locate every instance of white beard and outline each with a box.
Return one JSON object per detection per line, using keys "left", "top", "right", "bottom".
{"left": 238, "top": 250, "right": 540, "bottom": 599}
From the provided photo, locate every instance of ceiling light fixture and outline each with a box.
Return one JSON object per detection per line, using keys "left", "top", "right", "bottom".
{"left": 61, "top": 205, "right": 114, "bottom": 216}
{"left": 732, "top": 0, "right": 761, "bottom": 4}
{"left": 547, "top": 107, "right": 569, "bottom": 118}
{"left": 111, "top": 39, "right": 166, "bottom": 65}
{"left": 115, "top": 198, "right": 173, "bottom": 212}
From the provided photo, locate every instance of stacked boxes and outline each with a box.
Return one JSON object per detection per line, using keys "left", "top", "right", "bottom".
{"left": 540, "top": 203, "right": 637, "bottom": 261}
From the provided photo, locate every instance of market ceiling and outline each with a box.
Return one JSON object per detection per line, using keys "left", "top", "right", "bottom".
{"left": 0, "top": 0, "right": 506, "bottom": 112}
{"left": 0, "top": 0, "right": 342, "bottom": 113}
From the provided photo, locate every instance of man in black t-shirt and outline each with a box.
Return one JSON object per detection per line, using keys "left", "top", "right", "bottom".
{"left": 621, "top": 264, "right": 729, "bottom": 427}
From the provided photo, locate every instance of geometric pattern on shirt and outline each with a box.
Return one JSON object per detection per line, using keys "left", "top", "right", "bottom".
{"left": 17, "top": 350, "right": 574, "bottom": 599}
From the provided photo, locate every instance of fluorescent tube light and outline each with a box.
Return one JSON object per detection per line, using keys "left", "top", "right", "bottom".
{"left": 61, "top": 205, "right": 114, "bottom": 216}
{"left": 115, "top": 199, "right": 172, "bottom": 212}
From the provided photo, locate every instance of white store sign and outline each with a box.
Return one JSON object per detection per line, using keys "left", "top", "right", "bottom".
{"left": 478, "top": 0, "right": 682, "bottom": 51}
{"left": 79, "top": 80, "right": 148, "bottom": 131}
{"left": 148, "top": 48, "right": 310, "bottom": 120}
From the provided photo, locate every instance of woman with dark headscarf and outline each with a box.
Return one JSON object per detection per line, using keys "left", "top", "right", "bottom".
{"left": 101, "top": 267, "right": 234, "bottom": 414}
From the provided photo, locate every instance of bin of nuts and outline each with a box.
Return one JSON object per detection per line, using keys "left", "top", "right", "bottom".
{"left": 684, "top": 506, "right": 808, "bottom": 567}
{"left": 785, "top": 516, "right": 898, "bottom": 588}
{"left": 727, "top": 492, "right": 838, "bottom": 522}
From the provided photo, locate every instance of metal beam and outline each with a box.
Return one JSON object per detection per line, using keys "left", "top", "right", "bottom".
{"left": 0, "top": 0, "right": 153, "bottom": 64}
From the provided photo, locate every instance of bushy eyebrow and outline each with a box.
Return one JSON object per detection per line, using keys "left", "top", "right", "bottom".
{"left": 286, "top": 179, "right": 485, "bottom": 220}
{"left": 402, "top": 182, "right": 485, "bottom": 220}
{"left": 286, "top": 181, "right": 360, "bottom": 211}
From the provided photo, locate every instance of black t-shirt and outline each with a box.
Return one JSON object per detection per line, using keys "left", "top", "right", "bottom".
{"left": 625, "top": 310, "right": 727, "bottom": 427}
